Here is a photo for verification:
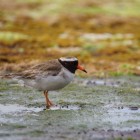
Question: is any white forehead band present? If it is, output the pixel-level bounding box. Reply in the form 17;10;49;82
60;57;78;61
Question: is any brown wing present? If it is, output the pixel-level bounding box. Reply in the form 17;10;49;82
18;59;62;79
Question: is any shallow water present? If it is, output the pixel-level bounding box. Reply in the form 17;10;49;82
103;106;140;131
0;76;140;139
0;104;80;114
0;104;42;114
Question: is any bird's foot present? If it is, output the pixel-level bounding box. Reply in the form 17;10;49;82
46;101;55;109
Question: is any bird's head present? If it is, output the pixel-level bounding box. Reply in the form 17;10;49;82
58;57;87;74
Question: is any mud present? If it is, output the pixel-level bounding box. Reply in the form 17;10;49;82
0;76;140;140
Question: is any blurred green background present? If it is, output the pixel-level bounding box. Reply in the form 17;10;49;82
0;0;140;77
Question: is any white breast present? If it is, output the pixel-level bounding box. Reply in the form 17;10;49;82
23;67;74;91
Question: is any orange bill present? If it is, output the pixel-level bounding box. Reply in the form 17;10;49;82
77;65;87;73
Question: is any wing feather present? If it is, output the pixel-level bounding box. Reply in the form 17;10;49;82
17;59;62;79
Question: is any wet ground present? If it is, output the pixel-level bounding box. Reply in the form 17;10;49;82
0;76;140;140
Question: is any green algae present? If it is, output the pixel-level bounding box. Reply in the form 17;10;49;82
0;76;140;139
0;31;28;44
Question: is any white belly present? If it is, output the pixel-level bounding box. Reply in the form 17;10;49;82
23;68;74;91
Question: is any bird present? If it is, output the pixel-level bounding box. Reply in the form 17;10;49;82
1;57;87;108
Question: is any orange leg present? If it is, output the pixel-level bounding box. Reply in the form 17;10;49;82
44;91;53;108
